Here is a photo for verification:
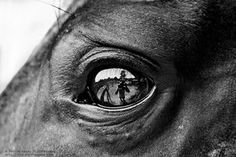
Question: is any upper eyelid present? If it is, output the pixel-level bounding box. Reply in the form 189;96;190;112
80;47;160;68
77;48;161;77
76;28;164;66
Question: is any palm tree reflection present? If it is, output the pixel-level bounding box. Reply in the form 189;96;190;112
100;84;112;104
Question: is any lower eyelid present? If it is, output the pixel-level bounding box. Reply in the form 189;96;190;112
54;86;175;125
52;88;175;153
55;85;159;123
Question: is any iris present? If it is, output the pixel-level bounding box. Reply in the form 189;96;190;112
90;68;153;108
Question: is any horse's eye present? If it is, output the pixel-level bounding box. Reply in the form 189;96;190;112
73;68;154;109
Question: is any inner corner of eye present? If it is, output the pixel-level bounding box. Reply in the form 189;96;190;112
72;67;155;109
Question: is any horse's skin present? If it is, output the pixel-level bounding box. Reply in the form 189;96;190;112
0;0;235;157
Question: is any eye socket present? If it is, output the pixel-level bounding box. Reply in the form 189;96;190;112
72;67;154;109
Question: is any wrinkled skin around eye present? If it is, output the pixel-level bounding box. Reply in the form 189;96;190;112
0;0;235;157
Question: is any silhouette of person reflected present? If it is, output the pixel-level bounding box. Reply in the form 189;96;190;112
115;70;130;105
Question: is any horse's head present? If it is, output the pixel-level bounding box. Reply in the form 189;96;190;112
0;0;235;156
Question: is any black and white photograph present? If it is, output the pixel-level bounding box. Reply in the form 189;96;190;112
0;0;235;156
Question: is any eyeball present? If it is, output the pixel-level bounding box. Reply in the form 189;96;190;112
90;68;154;108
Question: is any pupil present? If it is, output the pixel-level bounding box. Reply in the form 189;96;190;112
91;68;151;107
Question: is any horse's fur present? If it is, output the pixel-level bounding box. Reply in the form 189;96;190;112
0;0;235;156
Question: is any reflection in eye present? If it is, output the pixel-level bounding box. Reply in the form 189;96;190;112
90;68;153;108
